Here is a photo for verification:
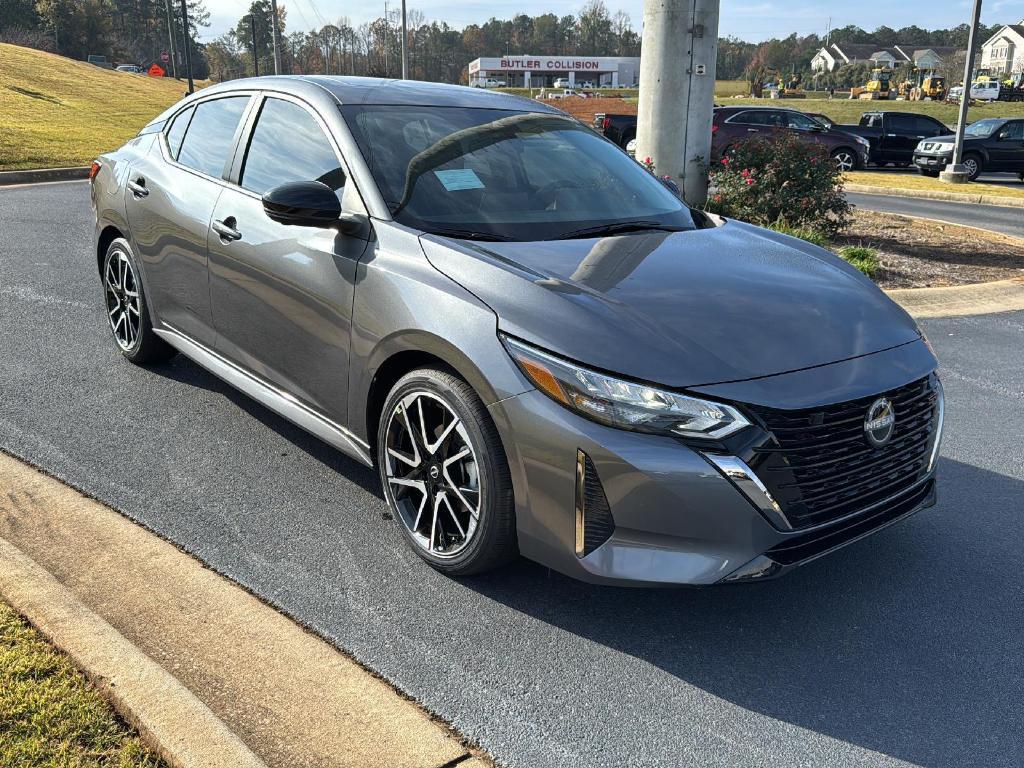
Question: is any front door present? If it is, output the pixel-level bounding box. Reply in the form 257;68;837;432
207;94;369;424
989;120;1024;171
126;94;252;346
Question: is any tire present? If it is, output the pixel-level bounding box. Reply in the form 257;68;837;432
377;367;517;576
101;238;176;365
830;147;858;172
962;152;982;181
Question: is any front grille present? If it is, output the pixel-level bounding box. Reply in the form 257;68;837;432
748;375;939;529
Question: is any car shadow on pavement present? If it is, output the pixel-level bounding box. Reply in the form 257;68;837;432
463;457;1023;768
150;354;382;497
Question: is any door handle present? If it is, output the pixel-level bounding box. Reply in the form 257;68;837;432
212;217;242;242
127;178;148;198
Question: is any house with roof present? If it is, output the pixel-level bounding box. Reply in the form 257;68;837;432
980;20;1024;75
810;41;959;72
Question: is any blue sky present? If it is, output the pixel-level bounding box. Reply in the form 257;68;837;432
201;0;1024;45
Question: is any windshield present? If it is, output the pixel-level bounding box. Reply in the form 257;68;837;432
965;118;1003;138
339;105;695;241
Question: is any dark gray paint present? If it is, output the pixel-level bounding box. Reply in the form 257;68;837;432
5;183;1021;768
91;76;937;586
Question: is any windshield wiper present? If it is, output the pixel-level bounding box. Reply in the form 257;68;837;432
556;220;691;240
428;227;514;242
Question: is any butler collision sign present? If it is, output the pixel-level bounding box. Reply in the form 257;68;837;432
467;55;640;87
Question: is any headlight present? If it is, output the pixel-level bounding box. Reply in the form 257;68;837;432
855;136;870;147
502;336;751;440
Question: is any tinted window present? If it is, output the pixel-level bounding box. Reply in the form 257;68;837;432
730;110;784;127
341;105;695;242
786;112;819;130
1002;121;1024;140
241;98;344;195
177;96;249;178
888;113;916;133
915;116;946;134
165;106;194;159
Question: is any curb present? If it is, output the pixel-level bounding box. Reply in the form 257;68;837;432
0;536;267;768
846;183;1024;209
885;277;1024;318
0;167;90;185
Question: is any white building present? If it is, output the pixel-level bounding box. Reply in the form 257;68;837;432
467;56;640;88
980;21;1024;75
810;42;958;73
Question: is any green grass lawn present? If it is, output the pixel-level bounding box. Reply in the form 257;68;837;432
844;170;1024;198
0;601;167;767
0;43;203;170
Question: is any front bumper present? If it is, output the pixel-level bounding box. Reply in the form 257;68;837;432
488;342;941;587
913;152;952;171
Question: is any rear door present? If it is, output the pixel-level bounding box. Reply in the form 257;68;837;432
125;93;253;345
207;93;369;423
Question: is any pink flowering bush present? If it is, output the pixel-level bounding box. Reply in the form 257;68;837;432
705;130;851;238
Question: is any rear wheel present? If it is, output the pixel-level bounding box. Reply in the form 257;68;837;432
377;368;517;575
102;239;175;365
831;147;858;172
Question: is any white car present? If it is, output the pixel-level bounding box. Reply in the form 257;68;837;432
116;64;143;74
553;78;571;88
579;80;596;89
473;78;506;88
970;80;1000;101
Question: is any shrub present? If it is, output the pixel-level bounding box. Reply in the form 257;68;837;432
766;221;830;248
705;130;852;238
837;245;880;278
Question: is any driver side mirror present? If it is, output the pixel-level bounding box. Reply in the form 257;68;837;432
262;181;366;235
997;130;1012;141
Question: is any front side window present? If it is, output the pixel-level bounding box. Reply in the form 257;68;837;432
340;105;696;242
1002;121;1024;140
965;118;1004;138
176;96;249;178
785;112;818;130
165;106;194;160
241;98;345;195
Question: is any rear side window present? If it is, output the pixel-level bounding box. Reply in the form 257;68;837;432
177;96;249;178
240;98;344;195
164;106;194;159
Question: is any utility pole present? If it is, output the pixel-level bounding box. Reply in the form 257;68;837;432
269;0;282;74
178;0;194;93
635;0;720;205
401;0;408;79
941;0;983;184
251;13;260;77
163;0;179;78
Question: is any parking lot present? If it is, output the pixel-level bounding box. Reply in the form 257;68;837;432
2;180;1023;767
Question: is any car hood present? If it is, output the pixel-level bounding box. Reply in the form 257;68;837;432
420;219;920;389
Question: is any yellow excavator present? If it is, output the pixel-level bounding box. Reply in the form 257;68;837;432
850;67;894;100
919;75;946;100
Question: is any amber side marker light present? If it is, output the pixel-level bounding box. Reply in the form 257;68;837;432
88;161;101;181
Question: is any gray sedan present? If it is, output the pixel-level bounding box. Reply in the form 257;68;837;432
90;76;943;585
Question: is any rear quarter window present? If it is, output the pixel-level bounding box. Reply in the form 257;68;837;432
164;106;194;160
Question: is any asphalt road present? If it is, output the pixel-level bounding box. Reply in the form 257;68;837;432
848;191;1024;239
3;181;1024;768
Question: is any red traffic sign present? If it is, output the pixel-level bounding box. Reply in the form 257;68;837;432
148;63;166;77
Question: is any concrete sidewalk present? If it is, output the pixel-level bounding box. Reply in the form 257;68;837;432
0;451;487;768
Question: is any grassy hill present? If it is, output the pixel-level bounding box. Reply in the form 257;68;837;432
0;43;201;171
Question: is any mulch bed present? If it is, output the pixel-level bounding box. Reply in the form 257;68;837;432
838;210;1024;289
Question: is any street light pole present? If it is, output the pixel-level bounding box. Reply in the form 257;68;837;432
163;0;179;78
251;13;260;77
269;0;282;74
178;0;194;94
400;0;408;79
941;0;983;184
635;0;720;205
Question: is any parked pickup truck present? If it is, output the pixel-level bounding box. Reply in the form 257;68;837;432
834;111;949;166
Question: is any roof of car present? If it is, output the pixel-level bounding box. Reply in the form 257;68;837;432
199;75;561;113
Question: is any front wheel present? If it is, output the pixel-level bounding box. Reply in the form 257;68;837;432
962;153;982;181
377;368;517;575
831;147;859;172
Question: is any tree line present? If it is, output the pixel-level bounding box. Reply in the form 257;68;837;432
0;1;996;88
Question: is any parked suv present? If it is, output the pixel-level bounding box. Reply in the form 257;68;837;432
91;77;942;585
712;107;870;170
913;117;1024;179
